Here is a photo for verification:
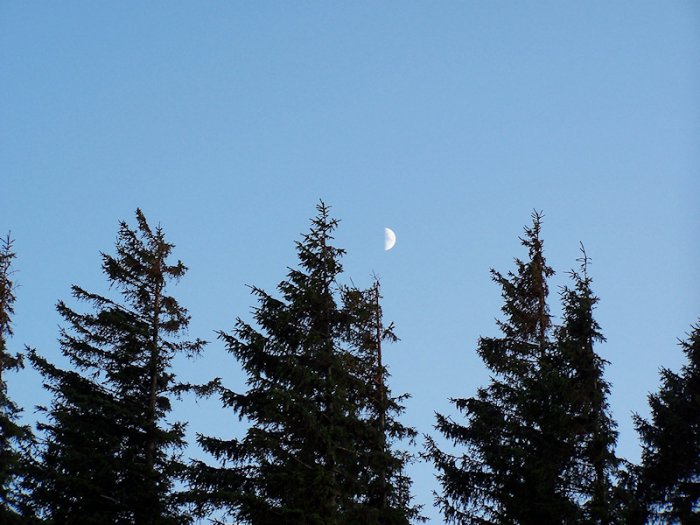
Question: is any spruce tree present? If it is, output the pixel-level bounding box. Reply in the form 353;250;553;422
634;321;700;523
0;234;33;523
340;280;422;524
28;210;204;524
426;212;618;524
187;202;419;524
556;248;620;524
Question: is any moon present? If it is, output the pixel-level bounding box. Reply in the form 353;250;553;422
384;227;396;251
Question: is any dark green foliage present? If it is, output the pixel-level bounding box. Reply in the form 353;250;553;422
426;212;565;524
556;248;621;524
426;213;620;524
340;280;423;524
635;321;700;523
0;234;33;523
28;210;205;524
610;461;648;525
187;202;420;524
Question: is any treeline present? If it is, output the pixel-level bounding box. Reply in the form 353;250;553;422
0;203;697;525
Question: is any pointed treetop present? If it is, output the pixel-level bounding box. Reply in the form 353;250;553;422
0;234;16;341
294;200;345;283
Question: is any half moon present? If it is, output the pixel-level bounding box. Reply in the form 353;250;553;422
384;228;396;251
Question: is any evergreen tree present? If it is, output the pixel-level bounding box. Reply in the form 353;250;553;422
28;210;204;524
556;247;620;524
187;202;419;524
635;321;700;523
611;461;647;525
340;280;422;524
0;234;33;523
426;212;618;524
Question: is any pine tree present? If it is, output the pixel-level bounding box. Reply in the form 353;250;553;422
634;321;700;523
187;202;419;524
28;210;204;524
0;234;33;523
426;212;611;524
556;247;620;524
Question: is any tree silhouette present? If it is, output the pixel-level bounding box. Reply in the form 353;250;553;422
188;203;420;524
0;234;33;524
427;213;621;524
635;321;700;522
29;211;204;524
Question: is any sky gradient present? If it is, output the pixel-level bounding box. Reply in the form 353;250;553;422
2;3;699;522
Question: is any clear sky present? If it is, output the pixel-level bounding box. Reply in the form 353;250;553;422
1;2;698;522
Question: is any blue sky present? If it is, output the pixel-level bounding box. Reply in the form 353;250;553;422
1;2;698;522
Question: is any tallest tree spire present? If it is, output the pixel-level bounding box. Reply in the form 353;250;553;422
188;201;420;524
